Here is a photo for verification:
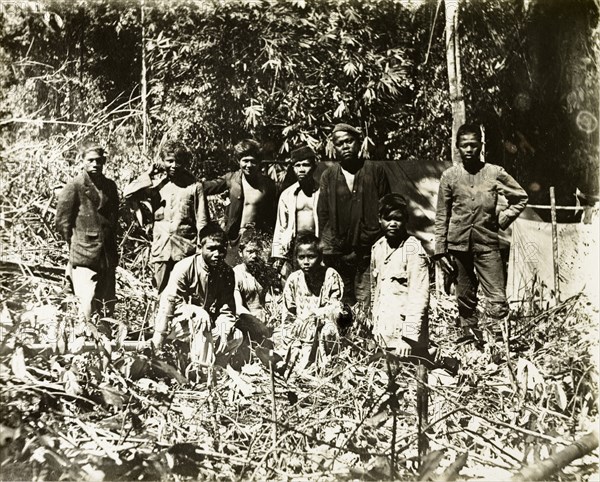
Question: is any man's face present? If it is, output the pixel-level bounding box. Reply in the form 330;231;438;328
163;153;183;178
457;133;482;164
380;209;407;240
84;151;106;176
241;241;261;266
332;132;360;163
293;158;316;182
201;238;227;268
239;156;260;178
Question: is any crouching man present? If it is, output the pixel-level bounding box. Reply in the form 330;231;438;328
151;223;242;368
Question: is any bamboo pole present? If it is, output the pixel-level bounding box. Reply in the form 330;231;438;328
549;186;561;302
444;0;466;165
512;430;598;481
140;0;148;156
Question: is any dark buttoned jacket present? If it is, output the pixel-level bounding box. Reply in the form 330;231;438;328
203;170;276;240
317;161;391;256
55;170;119;269
434;162;528;254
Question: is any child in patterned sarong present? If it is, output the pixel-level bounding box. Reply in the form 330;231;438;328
280;233;346;365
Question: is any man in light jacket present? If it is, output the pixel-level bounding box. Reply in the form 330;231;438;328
124;142;209;293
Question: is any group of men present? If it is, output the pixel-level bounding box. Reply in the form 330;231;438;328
55;122;528;364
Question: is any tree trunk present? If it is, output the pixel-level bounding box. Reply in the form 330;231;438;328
445;0;466;165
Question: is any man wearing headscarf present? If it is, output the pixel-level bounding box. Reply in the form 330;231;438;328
317;124;391;305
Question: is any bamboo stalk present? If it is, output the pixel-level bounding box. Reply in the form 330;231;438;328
549;186;561;302
512;430;598;481
140;0;148;156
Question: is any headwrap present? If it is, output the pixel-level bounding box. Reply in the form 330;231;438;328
290;146;316;162
332;123;361;137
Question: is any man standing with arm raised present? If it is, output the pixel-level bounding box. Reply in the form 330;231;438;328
204;139;276;264
124;142;209;293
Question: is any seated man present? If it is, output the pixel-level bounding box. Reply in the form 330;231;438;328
233;231;271;321
151;223;242;368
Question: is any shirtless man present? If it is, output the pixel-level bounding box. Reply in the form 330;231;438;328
204;139;276;264
272;146;319;278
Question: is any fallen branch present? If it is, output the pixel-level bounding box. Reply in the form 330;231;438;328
512;430;598;481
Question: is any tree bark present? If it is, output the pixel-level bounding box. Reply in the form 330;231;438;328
445;0;466;165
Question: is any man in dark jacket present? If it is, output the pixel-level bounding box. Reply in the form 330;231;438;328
124;142;209;293
55;143;119;322
434;123;528;342
317;123;391;305
204;139;276;264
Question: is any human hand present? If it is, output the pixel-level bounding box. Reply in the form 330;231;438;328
148;161;165;176
395;340;412;358
174;304;211;333
341;251;357;264
434;254;455;276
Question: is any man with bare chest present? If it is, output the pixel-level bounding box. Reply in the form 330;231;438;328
204;139;277;263
272;146;319;278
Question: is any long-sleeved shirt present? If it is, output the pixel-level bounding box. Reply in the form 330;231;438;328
271;182;319;260
124;171;209;264
317;161;390;256
434;163;528;255
371;235;429;347
154;255;236;335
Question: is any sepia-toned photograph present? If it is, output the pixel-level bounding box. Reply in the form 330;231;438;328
0;0;598;479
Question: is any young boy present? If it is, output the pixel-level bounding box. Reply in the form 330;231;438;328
434;123;528;342
371;194;429;356
272;146;319;279
280;233;345;357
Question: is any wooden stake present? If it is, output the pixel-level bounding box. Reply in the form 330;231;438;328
269;357;277;450
416;363;429;465
549;186;561;302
